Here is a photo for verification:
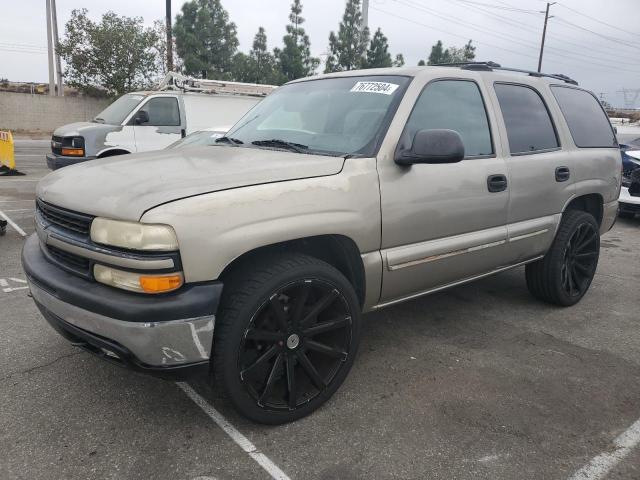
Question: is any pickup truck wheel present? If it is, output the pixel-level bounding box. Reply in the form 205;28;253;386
525;210;599;306
213;253;361;424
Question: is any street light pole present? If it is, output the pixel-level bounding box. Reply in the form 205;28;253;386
166;0;173;72
362;0;369;31
45;0;55;96
51;0;63;96
537;2;555;73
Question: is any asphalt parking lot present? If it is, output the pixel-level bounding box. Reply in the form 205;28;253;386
1;140;639;480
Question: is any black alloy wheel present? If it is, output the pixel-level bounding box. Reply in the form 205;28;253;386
238;279;353;411
560;222;599;298
525;210;600;306
213;253;361;424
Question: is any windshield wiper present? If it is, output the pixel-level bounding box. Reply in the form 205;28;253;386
251;139;308;153
215;136;244;145
93;117;105;124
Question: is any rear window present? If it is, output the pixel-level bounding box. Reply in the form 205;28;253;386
494;83;559;154
551;86;617;148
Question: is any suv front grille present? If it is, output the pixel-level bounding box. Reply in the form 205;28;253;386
36;199;94;236
46;244;91;276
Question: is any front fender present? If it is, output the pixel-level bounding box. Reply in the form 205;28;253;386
140;157;381;283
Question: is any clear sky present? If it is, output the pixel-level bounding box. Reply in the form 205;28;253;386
1;0;639;107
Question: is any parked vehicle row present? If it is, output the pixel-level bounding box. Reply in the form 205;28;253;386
25;64;621;424
46;74;275;170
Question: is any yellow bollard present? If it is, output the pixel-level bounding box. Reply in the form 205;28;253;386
0;130;23;176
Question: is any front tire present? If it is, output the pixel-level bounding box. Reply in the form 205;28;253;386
525;210;600;306
213;253;361;424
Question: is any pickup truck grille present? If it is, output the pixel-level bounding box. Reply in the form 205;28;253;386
36;199;94;236
46;244;91;277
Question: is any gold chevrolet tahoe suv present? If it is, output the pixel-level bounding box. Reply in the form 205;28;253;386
23;63;621;424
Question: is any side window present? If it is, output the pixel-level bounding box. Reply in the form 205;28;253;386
403;80;493;157
139;97;180;126
494;83;559;154
551;86;617;148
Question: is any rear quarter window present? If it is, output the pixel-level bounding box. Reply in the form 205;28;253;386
551;86;617;148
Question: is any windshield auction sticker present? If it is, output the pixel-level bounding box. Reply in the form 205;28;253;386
350;81;399;95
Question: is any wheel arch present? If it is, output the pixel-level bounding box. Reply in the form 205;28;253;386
97;148;131;158
563;193;604;227
219;234;367;308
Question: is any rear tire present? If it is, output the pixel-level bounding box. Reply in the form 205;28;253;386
525;210;600;306
212;253;361;424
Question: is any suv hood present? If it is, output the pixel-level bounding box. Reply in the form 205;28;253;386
37;146;345;220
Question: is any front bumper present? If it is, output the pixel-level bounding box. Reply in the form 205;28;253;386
46;153;95;170
619;186;640;212
22;234;223;377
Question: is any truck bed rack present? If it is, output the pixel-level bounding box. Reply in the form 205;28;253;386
156;72;277;97
431;61;578;86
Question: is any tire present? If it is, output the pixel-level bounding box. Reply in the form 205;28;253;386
212;252;362;424
525;210;600;306
618;210;635;219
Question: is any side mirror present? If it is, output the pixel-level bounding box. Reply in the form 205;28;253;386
133;110;149;125
395;129;465;166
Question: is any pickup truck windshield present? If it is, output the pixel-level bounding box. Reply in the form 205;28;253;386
93;94;145;125
224;75;410;156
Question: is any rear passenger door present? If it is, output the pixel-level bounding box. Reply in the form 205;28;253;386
378;78;509;304
492;82;575;264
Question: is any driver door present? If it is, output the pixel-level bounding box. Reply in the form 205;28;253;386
377;78;510;304
132;96;183;152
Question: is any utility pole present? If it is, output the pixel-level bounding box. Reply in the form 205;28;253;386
166;0;173;72
45;0;55;96
537;2;555;73
51;0;63;96
362;0;369;31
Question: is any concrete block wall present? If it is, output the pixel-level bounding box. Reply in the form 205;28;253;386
0;92;111;134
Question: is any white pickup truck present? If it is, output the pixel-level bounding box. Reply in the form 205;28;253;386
46;74;275;170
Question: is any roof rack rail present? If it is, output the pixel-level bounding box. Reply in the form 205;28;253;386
430;61;578;86
155;72;277;97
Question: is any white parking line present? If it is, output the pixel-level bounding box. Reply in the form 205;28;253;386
0;209;27;237
568;418;640;480
176;382;291;480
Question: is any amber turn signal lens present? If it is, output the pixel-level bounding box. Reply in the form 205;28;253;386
61;147;85;156
139;274;184;293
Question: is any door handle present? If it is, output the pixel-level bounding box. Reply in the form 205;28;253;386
555;166;570;182
487;174;508;193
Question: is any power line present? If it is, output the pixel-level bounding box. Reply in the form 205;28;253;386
372;4;640;74
371;5;541;59
447;0;632;58
555;2;640;40
393;0;640;72
554;16;640;51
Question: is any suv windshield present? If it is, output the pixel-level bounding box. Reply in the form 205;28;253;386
93;94;145;125
224;75;410;156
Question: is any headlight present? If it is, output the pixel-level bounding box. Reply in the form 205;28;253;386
94;265;184;294
90;218;179;251
61;136;85;156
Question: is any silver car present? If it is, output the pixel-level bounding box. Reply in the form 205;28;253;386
24;64;620;424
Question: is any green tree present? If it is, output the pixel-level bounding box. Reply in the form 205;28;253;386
174;0;239;79
324;0;369;73
364;28;392;68
393;53;405;67
422;39;476;65
276;0;319;81
250;27;280;84
57;9;159;96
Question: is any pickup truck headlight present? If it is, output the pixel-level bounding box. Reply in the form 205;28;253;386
90;218;179;251
94;265;183;293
